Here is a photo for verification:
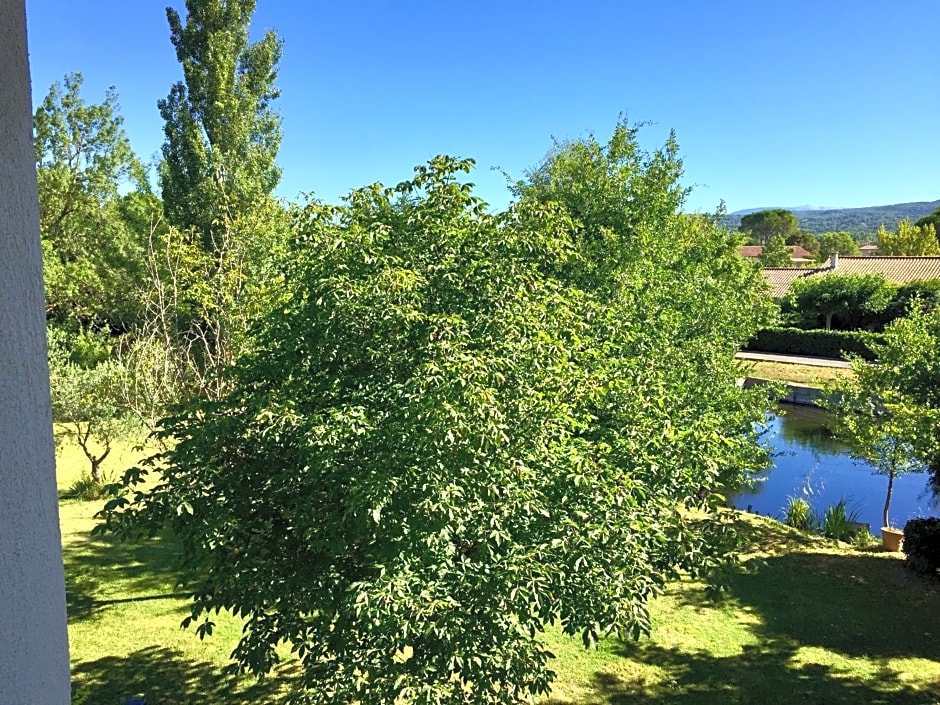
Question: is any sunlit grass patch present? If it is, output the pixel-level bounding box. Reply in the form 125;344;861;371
544;515;940;704
741;360;853;387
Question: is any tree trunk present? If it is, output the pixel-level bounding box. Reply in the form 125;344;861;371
0;3;71;700
825;312;833;331
883;469;895;529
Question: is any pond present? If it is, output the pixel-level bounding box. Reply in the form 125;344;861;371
733;403;939;530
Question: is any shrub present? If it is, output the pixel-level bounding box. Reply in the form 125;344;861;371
744;327;882;360
852;527;875;550
783;496;815;531
822;500;860;542
61;473;118;501
903;517;940;576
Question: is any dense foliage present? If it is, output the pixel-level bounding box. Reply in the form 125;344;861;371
743;327;882;360
787;273;893;331
759;235;793;266
876;218;940;256
158;0;282;239
827;309;937;528
34;73;153;332
915;204;940;234
103;124;774;703
817;231;860;259
150;0;289;399
903;518;940;576
738;209;799;245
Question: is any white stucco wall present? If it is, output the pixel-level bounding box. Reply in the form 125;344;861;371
0;1;72;702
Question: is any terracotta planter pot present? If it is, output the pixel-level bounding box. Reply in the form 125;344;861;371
881;526;904;552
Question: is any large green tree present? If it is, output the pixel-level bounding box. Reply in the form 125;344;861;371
817;231;861;260
876;218;940;256
104;126;773;702
788;273;894;330
159;0;282;238
914;204;940;234
155;0;287;396
738;208;799;245
34;73;153;331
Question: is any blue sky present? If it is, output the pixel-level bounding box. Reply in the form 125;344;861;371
24;0;940;213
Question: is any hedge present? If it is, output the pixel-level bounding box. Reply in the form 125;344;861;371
743;327;883;360
903;518;940;577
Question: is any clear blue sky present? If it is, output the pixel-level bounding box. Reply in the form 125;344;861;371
24;0;940;213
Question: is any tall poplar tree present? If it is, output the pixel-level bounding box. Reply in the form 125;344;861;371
158;0;282;239
153;0;286;396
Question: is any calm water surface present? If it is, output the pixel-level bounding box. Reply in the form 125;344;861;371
733;403;939;530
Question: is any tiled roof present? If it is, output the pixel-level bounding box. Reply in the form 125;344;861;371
739;245;813;260
825;256;940;282
762;267;821;298
762;256;940;298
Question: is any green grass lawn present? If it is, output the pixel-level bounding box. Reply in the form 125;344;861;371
60;442;940;704
739;360;853;387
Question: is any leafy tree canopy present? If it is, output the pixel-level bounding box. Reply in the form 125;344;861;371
914;204;940;234
759;235;794;267
817;231;861;260
788;273;894;331
786;230;820;259
155;0;288;395
827;307;938;526
877;218;940;256
159;0;283;240
34;73;154;331
738;209;799;245
104;125;774;703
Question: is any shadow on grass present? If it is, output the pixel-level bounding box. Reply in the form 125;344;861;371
71;646;298;705
63;519;185;620
724;550;940;661
548;548;940;704
567;643;940;705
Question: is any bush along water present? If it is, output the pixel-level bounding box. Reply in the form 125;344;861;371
784;496;816;531
822;499;862;542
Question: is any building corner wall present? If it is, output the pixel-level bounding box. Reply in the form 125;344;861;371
0;2;72;702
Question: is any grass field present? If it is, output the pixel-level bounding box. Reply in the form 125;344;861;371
60;441;940;704
739;359;853;387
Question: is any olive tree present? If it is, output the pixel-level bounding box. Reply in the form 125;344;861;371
103;132;772;703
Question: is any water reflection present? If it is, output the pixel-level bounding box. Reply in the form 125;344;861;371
733;404;939;529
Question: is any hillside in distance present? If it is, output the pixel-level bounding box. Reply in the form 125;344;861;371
722;199;940;237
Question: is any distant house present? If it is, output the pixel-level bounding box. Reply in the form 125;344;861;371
738;244;814;265
860;243;879;256
762;254;940;298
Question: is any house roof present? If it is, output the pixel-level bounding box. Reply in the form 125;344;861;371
763;256;940;298
739;244;813;260
824;256;940;282
762;267;820;298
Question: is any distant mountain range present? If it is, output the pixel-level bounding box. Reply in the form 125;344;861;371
722;200;940;237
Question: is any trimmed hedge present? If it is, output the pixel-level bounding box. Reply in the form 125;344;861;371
903;517;940;577
743;327;882;361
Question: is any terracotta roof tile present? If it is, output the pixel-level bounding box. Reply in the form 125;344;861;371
762;256;940;297
762;268;821;298
739;245;813;260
